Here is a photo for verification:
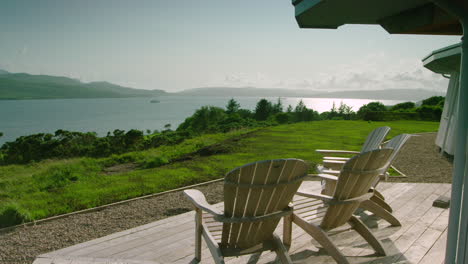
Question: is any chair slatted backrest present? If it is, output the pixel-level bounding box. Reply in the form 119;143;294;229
382;134;411;168
370;134;411;187
221;159;308;249
320;148;394;230
360;126;391;153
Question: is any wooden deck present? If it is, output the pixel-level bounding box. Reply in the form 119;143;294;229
33;182;451;264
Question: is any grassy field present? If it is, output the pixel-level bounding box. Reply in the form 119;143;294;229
0;120;439;227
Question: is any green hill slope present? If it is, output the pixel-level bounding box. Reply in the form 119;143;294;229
0;71;167;100
0;120;439;227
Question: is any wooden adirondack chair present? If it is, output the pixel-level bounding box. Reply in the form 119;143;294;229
317;126;391;171
284;148;394;264
184;159;308;264
319;134;411;226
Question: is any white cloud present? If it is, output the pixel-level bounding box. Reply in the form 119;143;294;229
207;52;449;92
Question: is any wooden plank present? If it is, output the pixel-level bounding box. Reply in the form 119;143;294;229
68;216;194;257
397;197;450;263
337;183;440;259
44;209;195;257
110;223;194;259
367;185;451;264
35;183;451;264
418;229;448;264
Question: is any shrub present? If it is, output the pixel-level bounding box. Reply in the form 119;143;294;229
177;106;227;133
416;105;442;121
390;102;416;111
143;156;169;168
0;203;32;228
358;102;386;119
363;111;420;121
274;112;291;124
422;96;444;106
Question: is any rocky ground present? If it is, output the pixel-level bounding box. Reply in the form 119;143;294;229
0;132;453;264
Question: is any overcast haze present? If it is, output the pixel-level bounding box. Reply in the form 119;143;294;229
0;0;461;92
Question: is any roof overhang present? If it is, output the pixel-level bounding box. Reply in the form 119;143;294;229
292;0;464;35
423;43;461;74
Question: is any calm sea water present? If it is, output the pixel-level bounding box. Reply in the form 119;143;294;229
0;96;404;145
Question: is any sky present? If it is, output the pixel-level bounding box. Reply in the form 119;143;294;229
0;0;461;92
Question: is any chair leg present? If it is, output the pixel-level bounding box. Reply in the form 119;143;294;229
293;213;350;264
283;214;293;249
272;234;293;264
348;215;386;256
372;189;385;200
195;208;202;261
370;194;393;213
360;200;401;226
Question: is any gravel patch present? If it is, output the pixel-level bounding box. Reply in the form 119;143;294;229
390;133;453;183
0;183;224;264
0;132;453;264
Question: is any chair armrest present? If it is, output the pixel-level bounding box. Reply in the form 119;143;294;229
296;190;334;202
183;189;223;218
316;149;360;155
323;156;350;161
296;190;373;205
308;173;339;181
321;169;340;175
323;160;346;170
323;160;346;165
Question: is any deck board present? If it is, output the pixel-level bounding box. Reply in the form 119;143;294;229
34;182;451;264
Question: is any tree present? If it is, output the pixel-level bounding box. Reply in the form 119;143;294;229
294;100;318;122
357;101;386;118
422;96;444;106
226;98;240;114
286;105;293;113
338;102;355;120
177;106;227;133
254;99;273;121
272;98;283;114
390;101;416;111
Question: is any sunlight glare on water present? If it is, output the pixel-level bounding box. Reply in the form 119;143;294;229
0;96;405;145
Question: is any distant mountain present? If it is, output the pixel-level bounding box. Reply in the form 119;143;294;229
177;87;444;101
177;87;321;97
0;70;167;100
312;89;445;101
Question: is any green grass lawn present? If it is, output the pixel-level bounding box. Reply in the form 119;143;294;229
0;120;439;227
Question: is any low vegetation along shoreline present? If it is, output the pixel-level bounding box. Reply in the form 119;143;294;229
0;97;443;229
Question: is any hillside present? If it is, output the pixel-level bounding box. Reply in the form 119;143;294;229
0;120;439;228
178;87;444;101
0;71;167;100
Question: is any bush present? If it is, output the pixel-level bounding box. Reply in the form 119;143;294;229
177;106;227;133
142;156;169;168
274;112;291;124
416;105;442;121
0;203;32;228
358;102;386;118
363;111;420;121
422;96;444;106
363;109;441;121
390;102;416;111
